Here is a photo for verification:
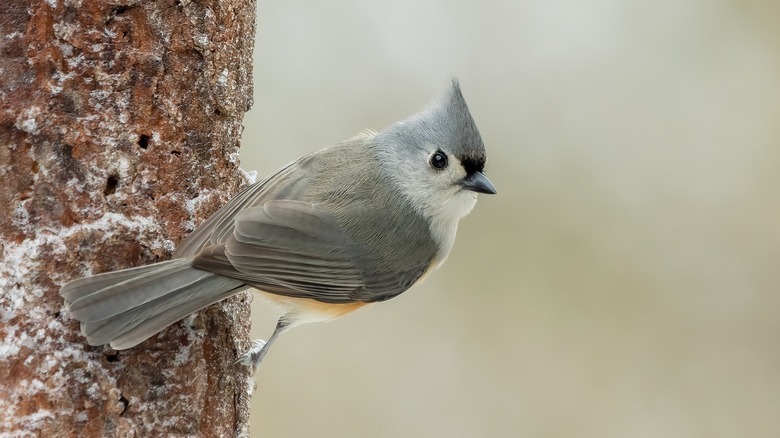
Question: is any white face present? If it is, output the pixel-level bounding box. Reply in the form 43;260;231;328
408;147;479;261
395;146;479;224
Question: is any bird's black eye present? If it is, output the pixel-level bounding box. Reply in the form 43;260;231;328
429;151;448;170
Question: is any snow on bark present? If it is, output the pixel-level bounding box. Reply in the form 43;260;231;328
0;1;257;435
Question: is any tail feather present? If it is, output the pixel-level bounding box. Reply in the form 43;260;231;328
105;279;247;349
64;259;205;321
61;262;178;302
60;259;246;349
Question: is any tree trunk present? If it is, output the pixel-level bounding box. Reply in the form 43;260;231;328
0;1;256;436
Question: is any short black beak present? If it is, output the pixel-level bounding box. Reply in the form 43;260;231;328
461;172;497;194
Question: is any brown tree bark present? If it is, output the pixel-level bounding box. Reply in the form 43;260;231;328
0;1;256;436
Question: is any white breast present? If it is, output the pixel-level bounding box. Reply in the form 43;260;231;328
428;190;478;265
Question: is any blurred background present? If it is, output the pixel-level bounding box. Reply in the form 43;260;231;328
240;1;780;436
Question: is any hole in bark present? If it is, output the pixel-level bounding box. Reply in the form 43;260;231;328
170;150;181;156
118;395;129;415
138;134;150;149
213;108;222;116
104;175;119;196
113;5;130;15
104;351;120;362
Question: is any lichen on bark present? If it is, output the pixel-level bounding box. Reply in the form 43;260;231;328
0;1;257;435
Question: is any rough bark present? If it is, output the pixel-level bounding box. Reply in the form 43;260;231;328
0;1;256;436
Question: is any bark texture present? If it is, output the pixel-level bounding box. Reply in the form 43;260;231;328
0;1;256;436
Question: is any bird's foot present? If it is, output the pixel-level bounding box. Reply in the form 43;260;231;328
235;339;267;374
238;168;258;185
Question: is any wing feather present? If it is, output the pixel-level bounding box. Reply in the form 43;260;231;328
182;145;434;304
174;155;313;258
192;200;369;303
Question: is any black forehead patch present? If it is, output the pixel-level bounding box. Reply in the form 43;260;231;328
459;155;485;175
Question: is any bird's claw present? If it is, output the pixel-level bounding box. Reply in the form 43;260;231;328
235;339;267;374
238;168;258;185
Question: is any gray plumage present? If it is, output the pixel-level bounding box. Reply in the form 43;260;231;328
60;80;495;362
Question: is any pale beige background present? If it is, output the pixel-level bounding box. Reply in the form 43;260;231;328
240;1;780;437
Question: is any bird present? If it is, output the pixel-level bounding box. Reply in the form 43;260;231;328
60;80;496;370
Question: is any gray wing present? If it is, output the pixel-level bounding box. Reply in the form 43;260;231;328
174;154;313;258
192;200;426;303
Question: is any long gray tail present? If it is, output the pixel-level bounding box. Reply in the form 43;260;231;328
60;259;247;350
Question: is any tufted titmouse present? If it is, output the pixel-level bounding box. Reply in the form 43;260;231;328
60;80;496;369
